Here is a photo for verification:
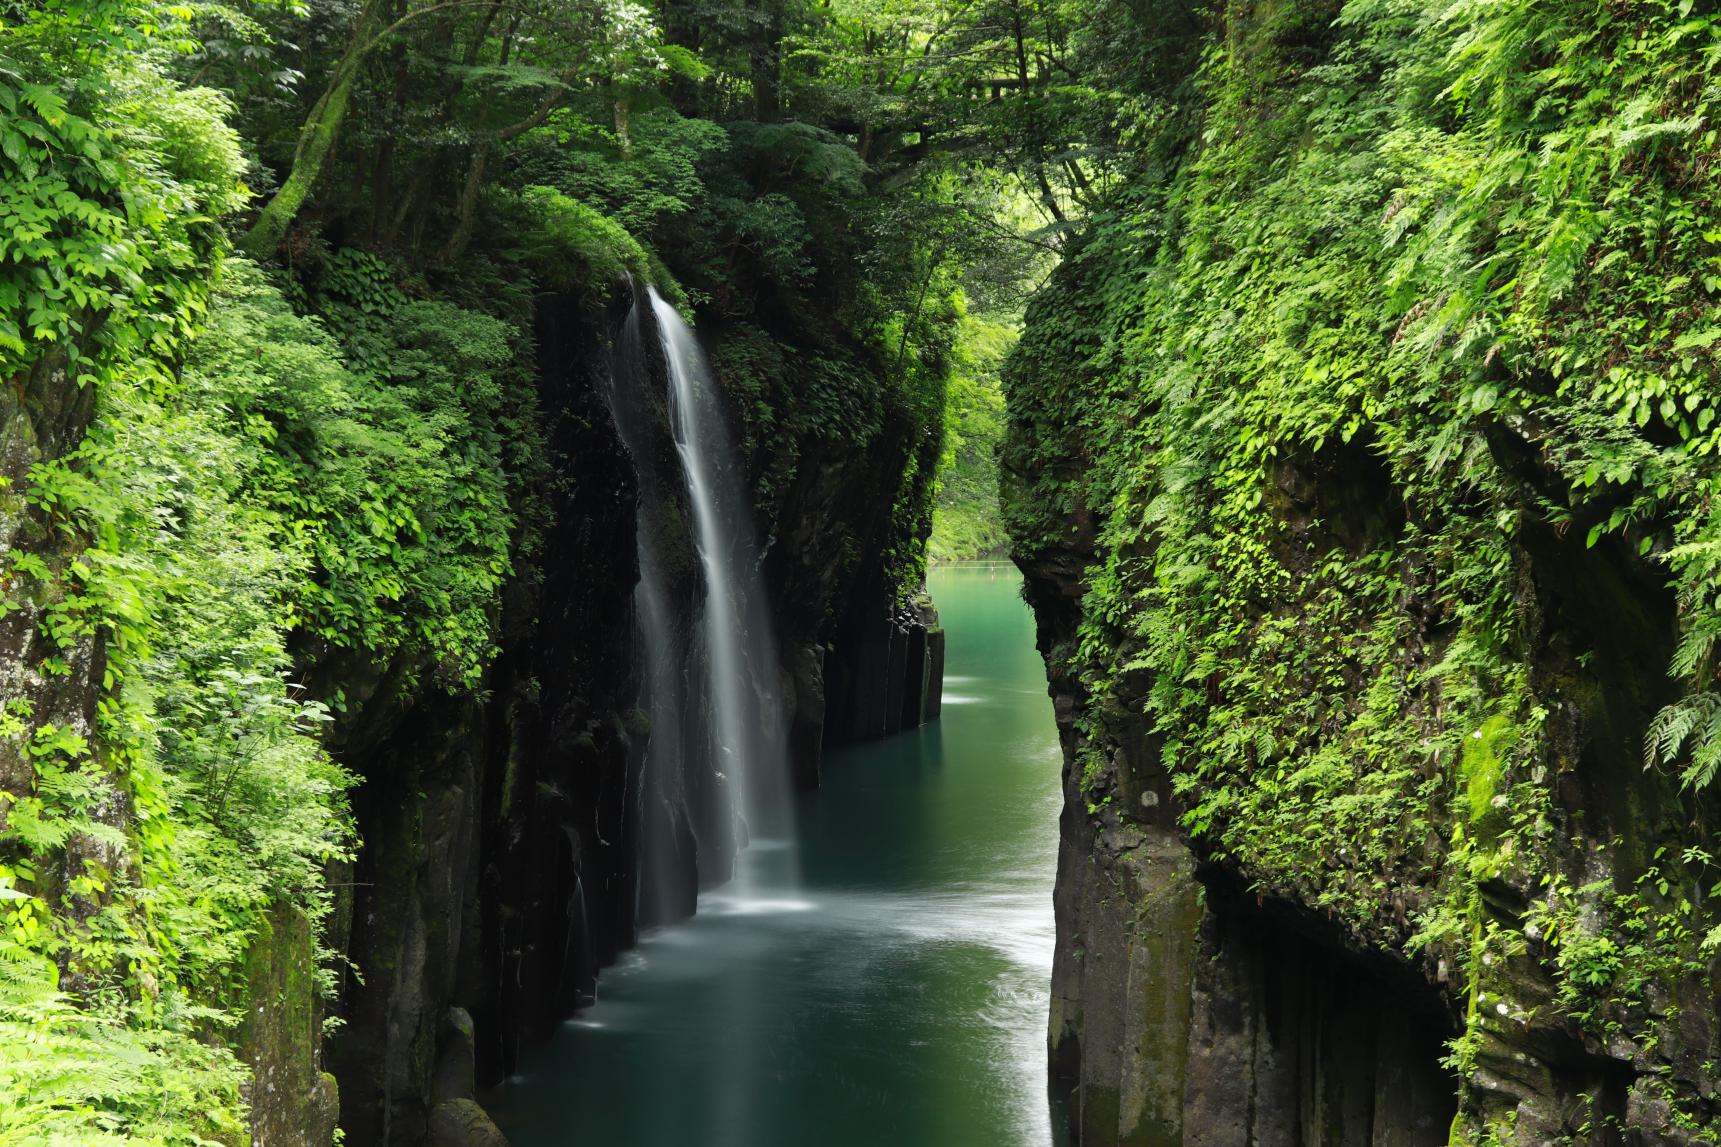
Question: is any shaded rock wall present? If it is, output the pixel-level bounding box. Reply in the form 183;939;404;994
319;293;644;1144
321;284;945;1143
1005;233;1721;1142
701;309;948;787
242;906;341;1145
1022;524;1456;1147
823;593;944;748
3;271;944;1146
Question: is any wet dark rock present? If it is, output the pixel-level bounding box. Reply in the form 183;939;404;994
429;1099;509;1147
318;294;645;1144
314;285;947;1143
786;641;828;790
433;1008;478;1104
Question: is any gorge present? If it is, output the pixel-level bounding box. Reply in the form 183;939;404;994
487;561;1059;1146
11;0;1721;1143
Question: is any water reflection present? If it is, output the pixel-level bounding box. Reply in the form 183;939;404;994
486;565;1064;1146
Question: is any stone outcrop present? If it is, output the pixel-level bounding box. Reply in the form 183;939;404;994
429;1099;509;1147
241;906;341;1146
1019;505;1458;1147
1007;263;1721;1143
823;593;944;746
0;351;116;970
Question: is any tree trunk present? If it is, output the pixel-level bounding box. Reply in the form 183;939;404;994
1010;0;1064;223
240;62;363;259
614;95;632;159
437;60;581;265
750;0;782;122
365;0;415;243
439;142;489;266
241;0;484;259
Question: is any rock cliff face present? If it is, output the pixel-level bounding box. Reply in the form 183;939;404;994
1014;470;1718;1143
1021;514;1457;1146
2;272;941;1146
317;282;943;1143
315;293;645;1143
706;305;948;788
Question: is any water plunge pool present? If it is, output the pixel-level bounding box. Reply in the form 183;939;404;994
485;563;1065;1146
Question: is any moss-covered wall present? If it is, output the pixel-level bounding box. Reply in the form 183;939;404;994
1005;0;1721;1139
241;905;340;1145
311;280;948;1143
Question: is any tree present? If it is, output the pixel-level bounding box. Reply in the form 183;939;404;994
239;0;667;259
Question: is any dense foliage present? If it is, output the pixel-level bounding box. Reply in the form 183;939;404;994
1004;0;1721;1134
20;0;1721;1134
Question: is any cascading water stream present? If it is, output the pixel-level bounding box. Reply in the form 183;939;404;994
649;287;782;873
607;295;699;921
492;289;1048;1147
484;564;1059;1147
610;281;795;917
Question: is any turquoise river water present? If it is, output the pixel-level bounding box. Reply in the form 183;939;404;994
486;562;1065;1145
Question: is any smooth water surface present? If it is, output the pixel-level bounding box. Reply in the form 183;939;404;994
486;563;1064;1146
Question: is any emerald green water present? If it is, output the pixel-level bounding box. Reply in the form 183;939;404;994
485;563;1066;1145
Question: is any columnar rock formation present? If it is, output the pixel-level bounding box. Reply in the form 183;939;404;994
314;284;943;1141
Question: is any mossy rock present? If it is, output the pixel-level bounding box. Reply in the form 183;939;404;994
240;903;339;1146
429;1098;509;1147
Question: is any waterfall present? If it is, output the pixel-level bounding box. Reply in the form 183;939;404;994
653;290;753;812
648;288;794;879
608;296;699;922
608;281;794;919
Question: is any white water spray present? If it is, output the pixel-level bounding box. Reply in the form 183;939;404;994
647;289;793;884
653;291;751;806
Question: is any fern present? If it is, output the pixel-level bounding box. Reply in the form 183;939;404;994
1644;692;1721;773
0;941;247;1144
